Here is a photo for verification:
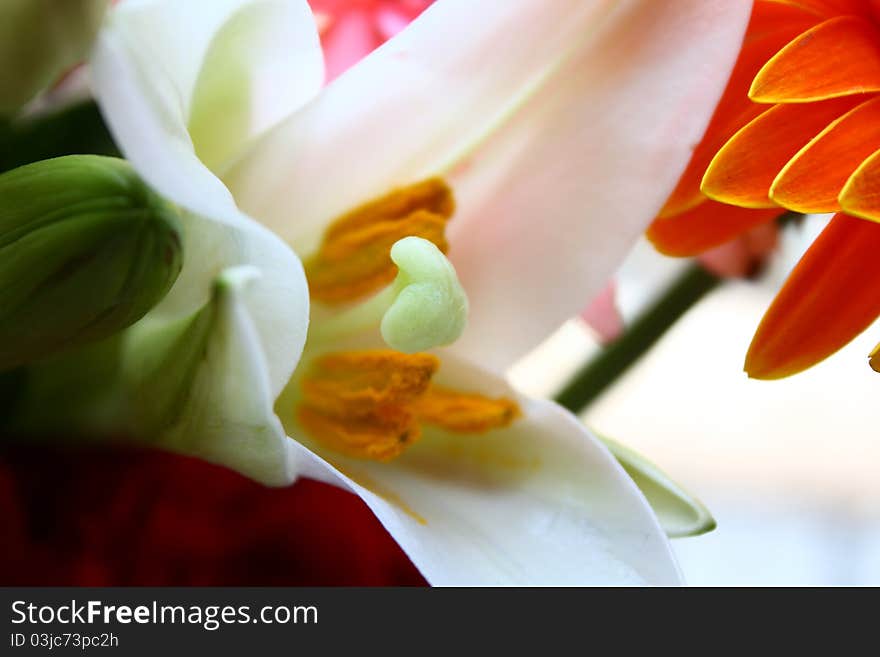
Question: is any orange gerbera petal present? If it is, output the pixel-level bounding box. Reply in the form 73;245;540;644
746;213;880;379
647;200;781;257
702;97;862;207
839;146;880;220
750;16;880;103
768;0;874;19
770;96;880;213
659;1;820;217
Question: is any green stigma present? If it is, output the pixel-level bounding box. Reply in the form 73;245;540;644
380;236;468;353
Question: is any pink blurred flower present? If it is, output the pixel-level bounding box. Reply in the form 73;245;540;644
697;222;779;279
310;0;434;80
581;282;623;344
582;224;779;344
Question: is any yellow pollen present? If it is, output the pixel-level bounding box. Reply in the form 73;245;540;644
304;179;455;305
415;385;521;434
298;351;438;462
297;350;521;462
870;342;880;373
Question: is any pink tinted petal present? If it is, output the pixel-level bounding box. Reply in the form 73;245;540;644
747;220;780;252
228;0;750;372
581;282;624;343
698;241;752;278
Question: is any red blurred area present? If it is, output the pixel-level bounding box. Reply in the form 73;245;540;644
0;445;425;586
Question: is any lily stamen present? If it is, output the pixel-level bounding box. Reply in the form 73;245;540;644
297;350;520;462
305;178;455;304
414;386;520;434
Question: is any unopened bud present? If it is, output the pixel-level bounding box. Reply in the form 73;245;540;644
0;0;109;115
0;155;183;370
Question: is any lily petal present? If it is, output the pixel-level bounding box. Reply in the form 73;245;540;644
226;0;619;249
90;0;323;222
147;210;310;416
277;354;682;585
187;0;325;172
227;0;751;371
136;266;302;485
746;213;880;379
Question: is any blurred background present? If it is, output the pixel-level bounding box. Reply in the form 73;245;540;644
509;216;880;585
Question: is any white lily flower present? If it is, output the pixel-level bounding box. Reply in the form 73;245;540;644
85;0;749;584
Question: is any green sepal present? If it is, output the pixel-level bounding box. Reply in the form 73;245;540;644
601;435;716;538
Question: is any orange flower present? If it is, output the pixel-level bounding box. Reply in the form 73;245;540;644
648;0;880;379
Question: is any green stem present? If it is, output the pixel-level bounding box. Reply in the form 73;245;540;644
554;263;720;413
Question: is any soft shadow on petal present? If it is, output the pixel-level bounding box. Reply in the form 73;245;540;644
188;0;324;172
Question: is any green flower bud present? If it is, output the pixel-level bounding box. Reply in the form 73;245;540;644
0;0;109;116
0;155;183;371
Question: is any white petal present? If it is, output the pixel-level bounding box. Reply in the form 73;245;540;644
148;266;304;486
279;353;681;586
226;0;612;252
90;0;322;221
151;210;309;401
226;0;749;370
187;0;325;172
